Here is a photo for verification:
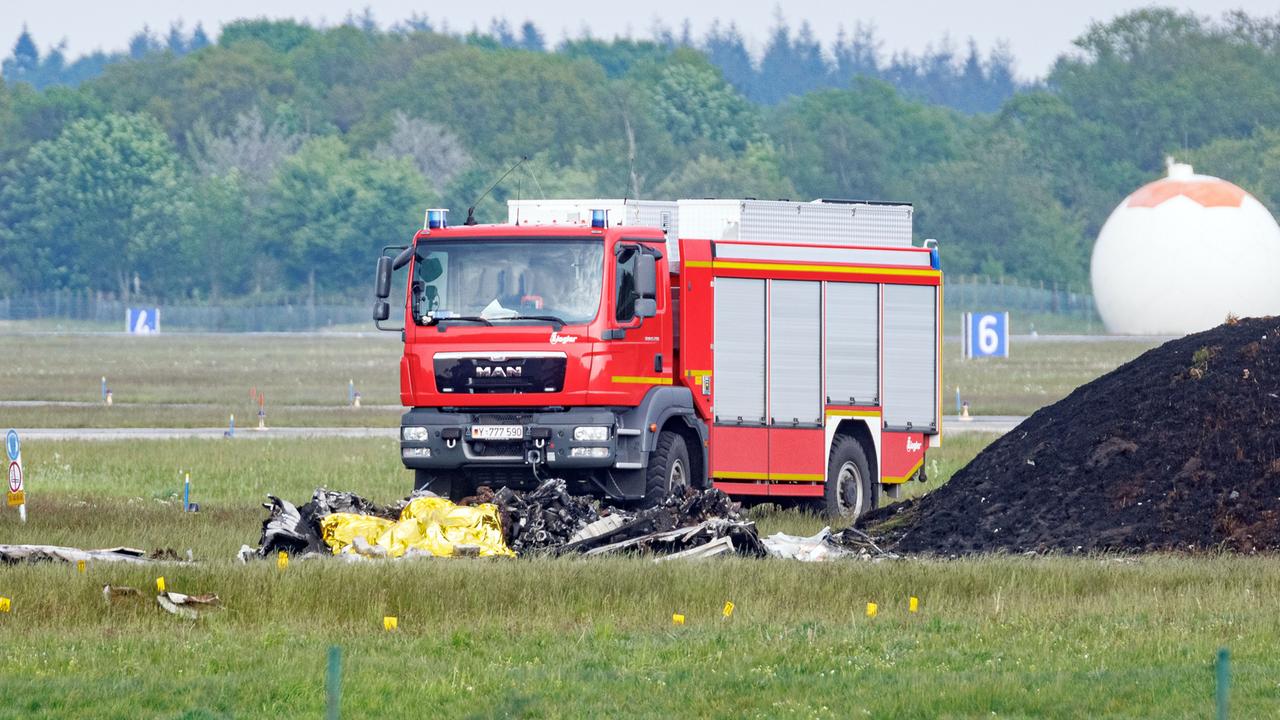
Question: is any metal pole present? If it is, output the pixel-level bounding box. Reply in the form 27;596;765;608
1216;648;1229;720
326;645;342;720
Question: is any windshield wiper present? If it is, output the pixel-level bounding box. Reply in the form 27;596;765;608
495;314;565;328
427;315;493;326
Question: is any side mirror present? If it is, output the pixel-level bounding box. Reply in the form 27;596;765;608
636;253;657;299
374;256;393;299
373;300;390;322
634;298;657;319
392;245;417;271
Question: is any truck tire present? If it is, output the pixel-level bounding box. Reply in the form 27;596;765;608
824;436;877;518
643;431;690;507
414;470;465;502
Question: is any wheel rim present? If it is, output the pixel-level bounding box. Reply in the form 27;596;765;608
669;458;686;490
837;461;864;516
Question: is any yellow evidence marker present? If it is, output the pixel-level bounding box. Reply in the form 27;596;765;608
383;616;398;631
866;602;878;618
672;613;685;626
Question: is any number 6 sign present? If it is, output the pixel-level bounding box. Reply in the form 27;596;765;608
963;312;1010;359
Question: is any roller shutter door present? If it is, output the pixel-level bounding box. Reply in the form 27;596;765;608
882;284;937;429
769;281;821;425
714;278;766;424
825;282;879;406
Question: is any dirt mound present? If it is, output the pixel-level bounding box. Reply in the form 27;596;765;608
865;316;1280;554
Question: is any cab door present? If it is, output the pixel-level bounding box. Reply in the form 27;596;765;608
597;241;671;404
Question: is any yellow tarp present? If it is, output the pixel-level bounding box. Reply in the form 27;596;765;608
319;497;515;558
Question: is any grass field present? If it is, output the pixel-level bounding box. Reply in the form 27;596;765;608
1;438;1276;718
7;330;1263;718
1;333;1158;427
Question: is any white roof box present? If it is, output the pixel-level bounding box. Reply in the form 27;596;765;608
676;198;913;247
508;199;680;260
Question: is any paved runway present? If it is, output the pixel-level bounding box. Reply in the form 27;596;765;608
940;415;1026;435
15;427;398;441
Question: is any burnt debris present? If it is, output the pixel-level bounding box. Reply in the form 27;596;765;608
249;480;765;560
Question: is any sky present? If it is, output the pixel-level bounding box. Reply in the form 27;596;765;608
3;0;1277;79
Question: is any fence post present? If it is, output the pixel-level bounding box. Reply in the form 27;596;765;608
326;645;342;720
1216;648;1229;720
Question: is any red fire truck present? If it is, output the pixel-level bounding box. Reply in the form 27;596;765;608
373;199;941;517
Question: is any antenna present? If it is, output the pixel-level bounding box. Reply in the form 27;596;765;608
623;150;636;204
464;155;528;226
521;162;546;200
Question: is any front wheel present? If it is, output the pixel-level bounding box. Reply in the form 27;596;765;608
823;436;877;518
644;431;690;507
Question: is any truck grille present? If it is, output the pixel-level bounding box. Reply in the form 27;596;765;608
434;355;566;394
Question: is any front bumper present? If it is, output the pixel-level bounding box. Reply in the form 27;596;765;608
399;407;624;472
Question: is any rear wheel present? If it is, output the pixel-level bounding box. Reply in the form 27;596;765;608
823;436;877;518
414;470;466;502
644;431;690;507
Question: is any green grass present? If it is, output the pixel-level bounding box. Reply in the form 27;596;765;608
3;334;1249;718
1;435;1274;717
0;332;401;402
943;339;1158;416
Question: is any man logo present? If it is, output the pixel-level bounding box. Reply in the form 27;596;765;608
475;365;522;378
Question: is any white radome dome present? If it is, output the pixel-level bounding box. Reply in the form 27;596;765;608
1091;161;1280;335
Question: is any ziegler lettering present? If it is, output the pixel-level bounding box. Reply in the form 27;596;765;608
550;331;578;344
475;365;522;378
906;437;923;453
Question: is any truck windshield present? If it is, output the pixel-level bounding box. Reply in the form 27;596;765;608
412;239;604;326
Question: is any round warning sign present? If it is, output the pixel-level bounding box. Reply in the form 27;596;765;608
8;461;22;493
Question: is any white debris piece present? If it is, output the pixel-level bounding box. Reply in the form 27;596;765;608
762;528;856;562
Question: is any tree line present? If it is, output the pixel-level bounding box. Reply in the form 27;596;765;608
1;8;1279;302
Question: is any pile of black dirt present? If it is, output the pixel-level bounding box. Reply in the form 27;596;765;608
864;317;1280;554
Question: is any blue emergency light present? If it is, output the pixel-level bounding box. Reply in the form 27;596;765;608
591;209;607;228
427;209;448;229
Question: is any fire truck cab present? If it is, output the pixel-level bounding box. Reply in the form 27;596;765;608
373;199;941;517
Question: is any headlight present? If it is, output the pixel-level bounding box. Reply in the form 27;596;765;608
402;447;431;459
573;426;609;442
402;426;430;442
570;447;610;458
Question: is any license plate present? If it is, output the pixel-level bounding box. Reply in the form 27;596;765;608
470;425;524;440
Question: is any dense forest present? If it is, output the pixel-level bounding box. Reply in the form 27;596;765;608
1;8;1279;302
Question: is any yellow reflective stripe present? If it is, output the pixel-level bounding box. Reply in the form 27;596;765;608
882;458;925;484
714;471;823;482
686;259;939;278
767;472;824;482
683;369;712;377
824;409;881;418
611;376;673;385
